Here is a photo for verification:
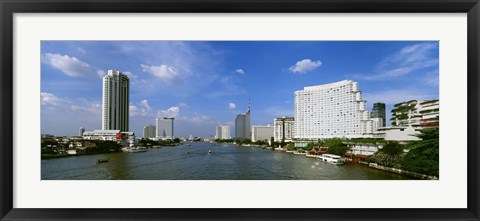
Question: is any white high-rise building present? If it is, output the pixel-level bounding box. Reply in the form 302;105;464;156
274;117;295;142
143;125;156;138
156;117;174;139
294;80;373;139
251;125;274;142
215;125;231;140
102;70;129;132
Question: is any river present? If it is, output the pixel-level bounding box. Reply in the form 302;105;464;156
41;142;412;180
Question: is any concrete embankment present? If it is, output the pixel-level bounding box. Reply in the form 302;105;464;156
369;163;438;180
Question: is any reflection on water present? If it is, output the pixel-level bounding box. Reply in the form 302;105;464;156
41;142;412;180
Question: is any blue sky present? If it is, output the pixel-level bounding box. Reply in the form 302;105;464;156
41;41;439;137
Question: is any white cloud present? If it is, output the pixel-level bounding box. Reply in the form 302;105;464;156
140;100;152;112
363;89;437;105
130;99;154;117
141;64;182;84
179;114;211;124
289;59;322;74
129;105;143;117
114;42;222;97
77;47;86;54
207;76;246;98
262;106;293;118
154;104;211;124
41;92;101;124
42;53;94;77
41;92;101;113
228;103;236;110
123;71;147;85
70;99;101;115
97;70;106;78
157;106;180;118
179;103;189;108
424;70;439;87
41;94;102;136
359;43;438;80
41;92;62;106
235;69;245;75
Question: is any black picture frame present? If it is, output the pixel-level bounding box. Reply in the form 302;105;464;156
1;0;479;220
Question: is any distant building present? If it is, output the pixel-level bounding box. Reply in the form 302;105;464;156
391;99;439;128
143;125;156;138
370;118;383;132
41;134;54;139
345;142;383;156
251;125;274;142
102;70;129;132
82;129;135;146
373;126;421;141
294;80;373;139
215;125;231;140
156;117;174;139
274;117;295;142
370;102;386;127
79;127;85;136
235;99;251;140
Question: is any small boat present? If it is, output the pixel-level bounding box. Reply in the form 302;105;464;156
187;144;191;146
122;147;147;153
317;154;345;165
135;146;148;152
208;150;212;155
96;159;109;164
293;151;307;155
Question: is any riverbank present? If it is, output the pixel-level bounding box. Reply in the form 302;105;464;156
41;151;122;160
369;163;438;180
277;148;430;180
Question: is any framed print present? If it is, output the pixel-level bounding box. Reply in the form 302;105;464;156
1;0;479;220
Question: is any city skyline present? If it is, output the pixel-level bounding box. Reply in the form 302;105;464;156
41;41;439;137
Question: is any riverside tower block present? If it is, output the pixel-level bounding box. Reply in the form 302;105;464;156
294;80;373;139
102;70;130;132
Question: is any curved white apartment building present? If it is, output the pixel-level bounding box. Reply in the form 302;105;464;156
294;80;373;139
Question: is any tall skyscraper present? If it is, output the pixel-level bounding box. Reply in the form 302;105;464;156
235;99;251;139
79;126;85;136
215;125;231;140
143;124;156;138
370;102;386;127
102;70;130;132
294;80;373;139
156;117;174;139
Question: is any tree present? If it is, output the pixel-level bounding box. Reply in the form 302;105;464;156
401;127;439;177
324;138;349;156
323;138;344;148
366;141;404;168
325;146;350;156
414;127;439;140
381;141;404;155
